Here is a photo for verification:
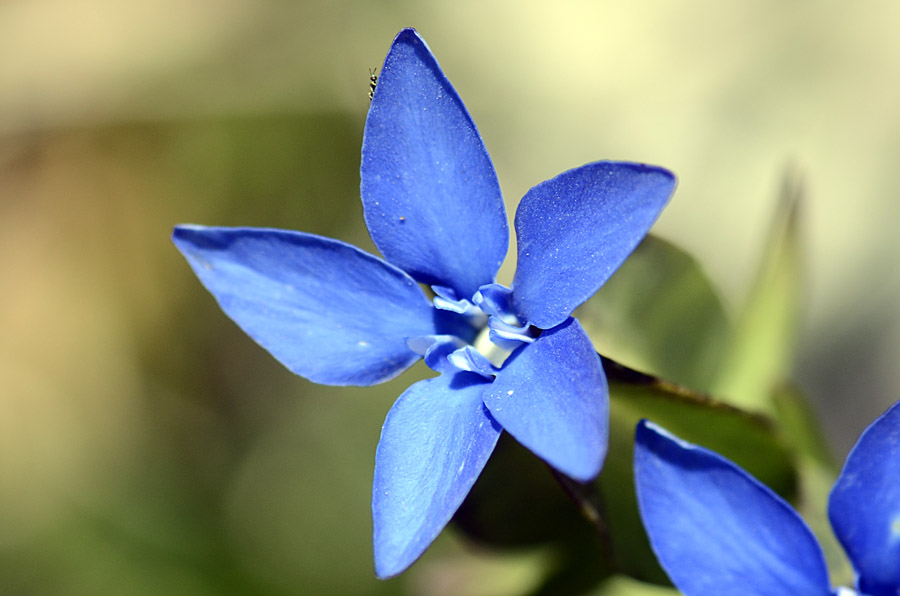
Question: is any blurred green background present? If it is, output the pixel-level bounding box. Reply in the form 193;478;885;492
2;1;899;594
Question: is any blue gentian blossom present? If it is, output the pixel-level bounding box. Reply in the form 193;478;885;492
173;27;676;578
634;400;900;596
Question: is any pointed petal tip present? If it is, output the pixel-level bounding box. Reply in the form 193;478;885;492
560;454;605;483
635;418;655;444
171;224;225;261
172;224;233;254
621;160;677;182
171;223;204;244
373;556;404;581
636;418;690;450
393;27;421;41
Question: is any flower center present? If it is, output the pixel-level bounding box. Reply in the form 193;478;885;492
833;588;866;596
407;283;536;379
472;323;509;366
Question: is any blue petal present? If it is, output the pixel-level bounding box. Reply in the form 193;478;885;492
487;316;535;351
828;400;900;596
360;28;508;301
447;345;498;379
372;372;502;578
634;421;831;596
406;334;463;376
511;161;676;329
172;225;437;386
473;283;515;320
482;318;608;481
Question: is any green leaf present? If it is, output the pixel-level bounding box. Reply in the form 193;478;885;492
771;382;834;469
575;234;730;393
591;575;679;596
710;171;804;410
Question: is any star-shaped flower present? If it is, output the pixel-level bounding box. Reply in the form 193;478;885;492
634;400;900;596
173;28;676;577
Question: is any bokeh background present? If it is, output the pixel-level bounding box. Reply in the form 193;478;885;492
2;1;899;594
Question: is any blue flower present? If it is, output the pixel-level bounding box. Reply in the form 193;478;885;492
634;400;900;596
173;27;676;578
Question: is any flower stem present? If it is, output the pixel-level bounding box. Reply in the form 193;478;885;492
547;466;618;574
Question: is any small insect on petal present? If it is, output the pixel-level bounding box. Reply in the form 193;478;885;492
368;68;379;100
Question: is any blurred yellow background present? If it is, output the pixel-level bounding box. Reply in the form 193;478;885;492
1;1;898;594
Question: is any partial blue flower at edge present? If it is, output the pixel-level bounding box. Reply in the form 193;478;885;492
173;27;676;579
634;399;900;596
